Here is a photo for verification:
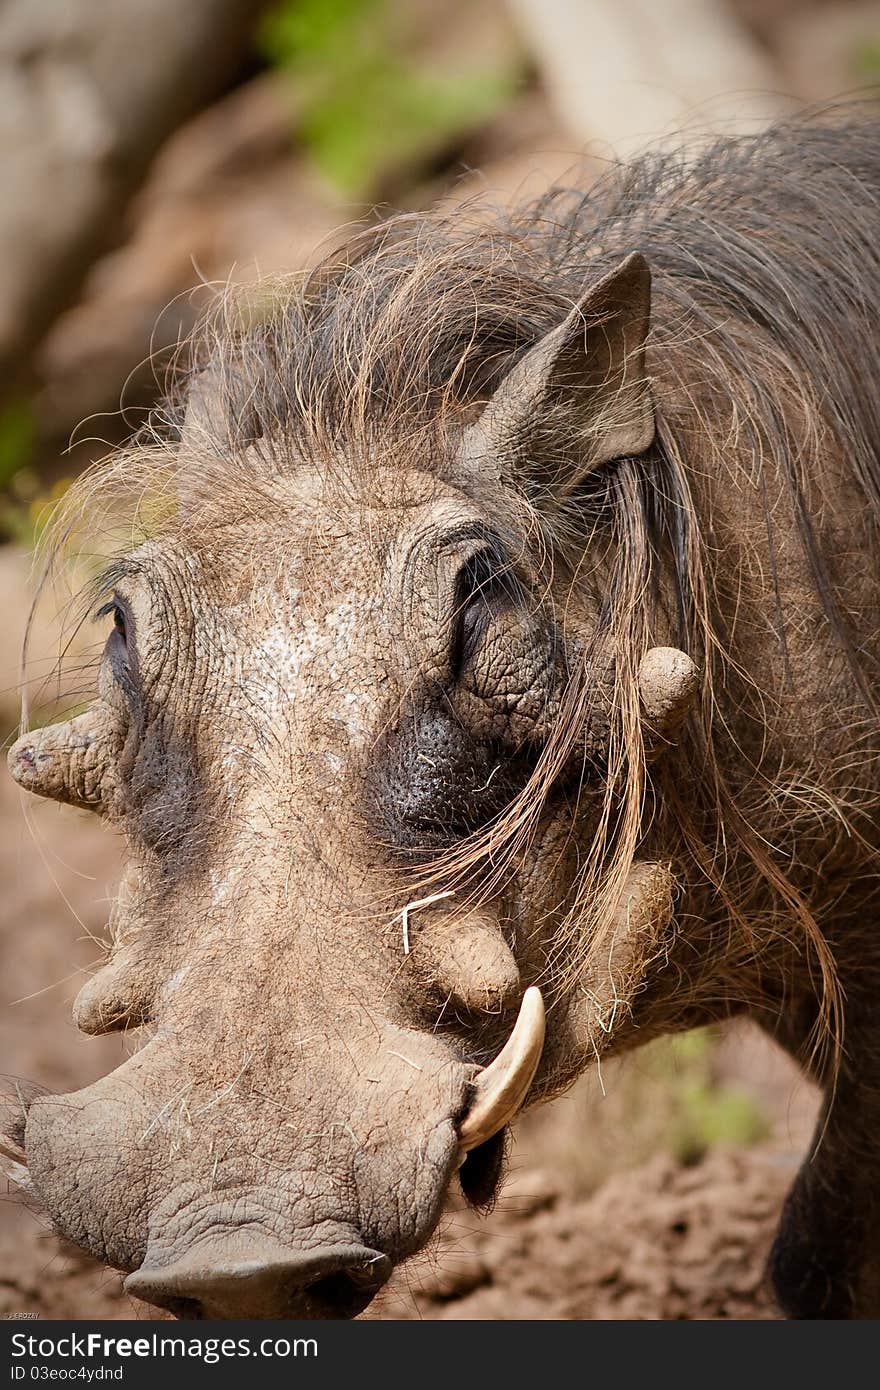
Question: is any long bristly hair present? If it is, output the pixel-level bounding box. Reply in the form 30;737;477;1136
36;112;880;1071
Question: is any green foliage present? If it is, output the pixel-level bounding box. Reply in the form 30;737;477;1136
852;37;880;84
0;473;71;548
260;0;518;194
0;400;34;491
0;400;40;544
516;1024;773;1198
0;400;71;546
648;1028;768;1165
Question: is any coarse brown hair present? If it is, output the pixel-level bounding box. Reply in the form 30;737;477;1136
39;111;880;1068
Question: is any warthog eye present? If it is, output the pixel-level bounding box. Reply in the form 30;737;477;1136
450;545;518;678
96;596;131;669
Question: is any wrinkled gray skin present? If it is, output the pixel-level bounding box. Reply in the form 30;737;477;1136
5;248;878;1319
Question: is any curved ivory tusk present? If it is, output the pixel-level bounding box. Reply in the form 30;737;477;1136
459;986;545;1152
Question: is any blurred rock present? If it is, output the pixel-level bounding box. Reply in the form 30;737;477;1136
508;0;788;159
776;0;880;101
34;74;572;473
0;0;267;404
35;74;340;464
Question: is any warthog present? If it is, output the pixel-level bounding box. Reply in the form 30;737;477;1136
3;115;879;1319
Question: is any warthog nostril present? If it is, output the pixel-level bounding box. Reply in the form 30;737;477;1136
303;1268;385;1317
125;1241;392;1320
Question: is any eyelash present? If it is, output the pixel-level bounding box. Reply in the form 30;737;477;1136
451;550;512;676
96;599;128;644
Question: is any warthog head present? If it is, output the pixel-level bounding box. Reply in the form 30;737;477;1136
6;252;698;1318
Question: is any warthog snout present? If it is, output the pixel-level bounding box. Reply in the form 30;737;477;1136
126;1234;392;1320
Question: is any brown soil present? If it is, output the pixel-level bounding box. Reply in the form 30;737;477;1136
369;1148;797;1320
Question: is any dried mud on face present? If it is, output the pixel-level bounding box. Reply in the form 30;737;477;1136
0;549;818;1319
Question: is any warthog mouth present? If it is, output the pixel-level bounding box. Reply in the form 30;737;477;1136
1;991;545;1319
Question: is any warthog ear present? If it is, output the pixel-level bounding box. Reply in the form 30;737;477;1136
177;367;273;514
462;252;654;501
179;369;224;453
